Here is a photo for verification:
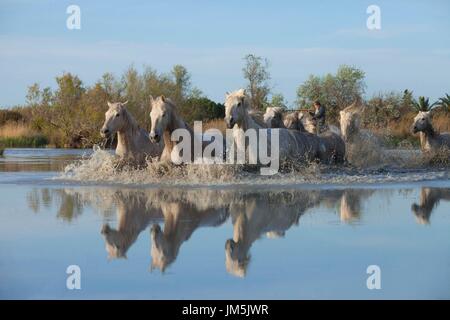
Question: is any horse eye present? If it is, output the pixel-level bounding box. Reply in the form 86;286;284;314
116;113;120;117
237;102;241;107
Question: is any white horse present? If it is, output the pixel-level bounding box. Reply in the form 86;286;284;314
298;111;317;134
412;111;450;152
101;101;162;166
264;107;306;131
258;97;345;164
225;89;327;165
283;111;306;131
339;102;384;166
149;95;217;163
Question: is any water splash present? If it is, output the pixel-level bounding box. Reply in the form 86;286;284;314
57;146;450;187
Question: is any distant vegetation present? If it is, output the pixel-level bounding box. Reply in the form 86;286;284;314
0;55;448;149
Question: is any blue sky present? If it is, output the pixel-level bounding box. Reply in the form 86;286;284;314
0;0;449;107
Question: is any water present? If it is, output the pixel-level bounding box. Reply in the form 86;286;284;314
1;148;450;299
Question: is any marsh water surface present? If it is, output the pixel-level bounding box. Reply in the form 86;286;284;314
1;148;450;299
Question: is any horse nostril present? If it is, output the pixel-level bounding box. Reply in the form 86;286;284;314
101;129;110;135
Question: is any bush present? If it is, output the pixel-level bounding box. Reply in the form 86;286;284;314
0;110;23;126
180;97;225;124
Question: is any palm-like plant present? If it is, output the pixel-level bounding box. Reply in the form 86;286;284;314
437;94;450;112
412;96;438;112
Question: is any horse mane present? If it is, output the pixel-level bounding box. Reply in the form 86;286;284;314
121;106;140;135
270;107;285;118
162;97;178;112
248;109;267;128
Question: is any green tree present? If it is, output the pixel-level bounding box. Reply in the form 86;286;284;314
171;64;191;106
122;65;145;121
242;54;271;110
413;96;437;112
365;91;403;127
296;65;366;121
181;97;225;124
401;89;415;112
437;94;450;112
270;93;287;109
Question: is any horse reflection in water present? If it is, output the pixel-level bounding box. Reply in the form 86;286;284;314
26;187;375;275
225;191;317;278
224;189;374;277
99;189;231;265
338;190;374;223
150;202;229;272
411;188;450;224
101;191;162;259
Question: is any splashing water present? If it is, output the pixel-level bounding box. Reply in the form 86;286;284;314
57;145;450;187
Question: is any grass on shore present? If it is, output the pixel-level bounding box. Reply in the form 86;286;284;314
203;118;227;134
0;123;48;148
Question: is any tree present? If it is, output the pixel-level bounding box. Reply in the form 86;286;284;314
270;93;287;109
413;96;437;112
365;91;403;127
242;54;271;110
437;94;450;112
101;72;122;101
26;83;42;107
122;65;145;122
296;65;366;122
401;89;415;112
54;73;84;109
181;97;224;124
171;64;191;105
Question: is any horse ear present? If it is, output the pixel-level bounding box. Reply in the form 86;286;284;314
122;100;128;106
240;96;246;107
238;88;246;96
161;95;166;102
107;101;113;109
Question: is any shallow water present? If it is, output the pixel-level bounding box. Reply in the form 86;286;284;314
1;148;450;299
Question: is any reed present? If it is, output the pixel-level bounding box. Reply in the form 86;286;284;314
202;119;227;134
0;123;48;147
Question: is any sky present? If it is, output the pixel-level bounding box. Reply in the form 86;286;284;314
0;0;449;108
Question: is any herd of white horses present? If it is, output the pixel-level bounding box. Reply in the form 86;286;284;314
100;88;450;170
